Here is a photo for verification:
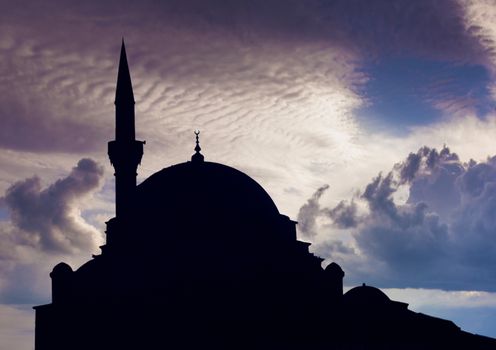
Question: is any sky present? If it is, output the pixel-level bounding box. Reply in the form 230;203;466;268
1;0;496;348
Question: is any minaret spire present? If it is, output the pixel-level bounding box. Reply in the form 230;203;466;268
115;39;135;106
114;39;136;141
108;40;144;219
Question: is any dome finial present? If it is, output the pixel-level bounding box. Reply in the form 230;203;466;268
194;130;201;152
192;130;204;163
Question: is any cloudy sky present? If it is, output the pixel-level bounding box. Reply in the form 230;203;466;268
2;0;496;348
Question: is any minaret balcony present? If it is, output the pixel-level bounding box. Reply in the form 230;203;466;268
108;140;144;169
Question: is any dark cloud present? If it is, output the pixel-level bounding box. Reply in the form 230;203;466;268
354;173;449;280
0;0;491;155
75;0;490;62
31;0;490;61
362;172;398;217
3;158;104;253
297;184;329;238
404;146;463;218
396;148;425;184
452;156;496;258
301;146;496;291
0;93;109;153
325;199;358;229
311;239;355;259
322;0;489;63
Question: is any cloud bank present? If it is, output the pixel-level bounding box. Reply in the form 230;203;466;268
300;146;496;291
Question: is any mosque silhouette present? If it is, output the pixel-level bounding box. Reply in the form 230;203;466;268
33;42;496;349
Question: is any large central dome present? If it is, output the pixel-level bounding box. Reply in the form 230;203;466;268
136;160;280;220
126;160;291;276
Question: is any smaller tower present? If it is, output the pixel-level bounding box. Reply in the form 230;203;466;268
324;262;345;298
50;263;73;304
108;40;144;218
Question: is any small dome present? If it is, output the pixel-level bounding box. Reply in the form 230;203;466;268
50;262;73;278
343;284;390;306
325;262;344;277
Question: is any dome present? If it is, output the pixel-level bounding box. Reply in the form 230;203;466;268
100;160;289;277
343;284;390;306
324;262;345;277
50;262;73;277
136;161;280;219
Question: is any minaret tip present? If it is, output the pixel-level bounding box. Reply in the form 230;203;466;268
115;39;134;105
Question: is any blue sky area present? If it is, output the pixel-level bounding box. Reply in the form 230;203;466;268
357;57;493;133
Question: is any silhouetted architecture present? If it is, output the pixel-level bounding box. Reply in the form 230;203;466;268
108;40;144;218
34;42;496;350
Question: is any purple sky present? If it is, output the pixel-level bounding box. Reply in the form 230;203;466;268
2;0;496;348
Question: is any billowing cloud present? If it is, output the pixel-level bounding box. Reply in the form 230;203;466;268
3;158;104;254
301;146;496;291
326;199;359;229
0;159;105;303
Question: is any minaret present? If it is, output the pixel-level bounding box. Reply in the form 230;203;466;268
108;40;144;218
